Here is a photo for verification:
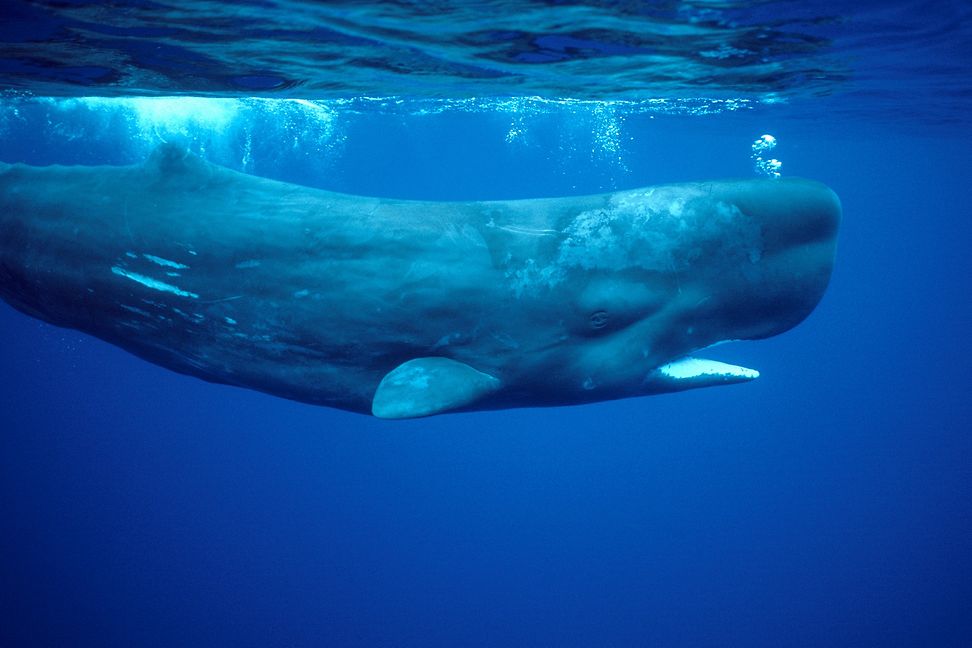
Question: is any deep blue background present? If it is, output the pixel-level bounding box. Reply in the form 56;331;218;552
1;103;971;646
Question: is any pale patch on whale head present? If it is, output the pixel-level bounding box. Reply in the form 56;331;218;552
502;185;765;300
557;188;762;275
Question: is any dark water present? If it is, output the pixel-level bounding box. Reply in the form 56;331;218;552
1;1;971;647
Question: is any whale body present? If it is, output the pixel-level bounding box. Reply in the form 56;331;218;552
0;146;840;418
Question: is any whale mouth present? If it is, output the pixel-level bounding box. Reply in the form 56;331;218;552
643;356;759;393
659;357;759;381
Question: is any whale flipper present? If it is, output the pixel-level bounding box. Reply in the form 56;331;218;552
372;357;502;419
642;357;759;393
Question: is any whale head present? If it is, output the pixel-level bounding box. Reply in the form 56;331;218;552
504;178;842;404
652;178;842;345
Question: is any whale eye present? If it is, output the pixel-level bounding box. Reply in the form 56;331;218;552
589;310;609;330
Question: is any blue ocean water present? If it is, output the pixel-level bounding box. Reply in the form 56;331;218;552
0;1;970;646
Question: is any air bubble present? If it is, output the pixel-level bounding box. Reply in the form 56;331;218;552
751;133;782;178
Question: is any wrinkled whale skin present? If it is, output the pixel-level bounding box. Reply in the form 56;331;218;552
0;146;840;417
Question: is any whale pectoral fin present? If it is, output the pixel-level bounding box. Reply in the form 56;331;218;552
643;357;759;393
372;357;501;419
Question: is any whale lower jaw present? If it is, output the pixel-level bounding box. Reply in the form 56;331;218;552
643;356;759;393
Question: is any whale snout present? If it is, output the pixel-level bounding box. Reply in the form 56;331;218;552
712;179;841;340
